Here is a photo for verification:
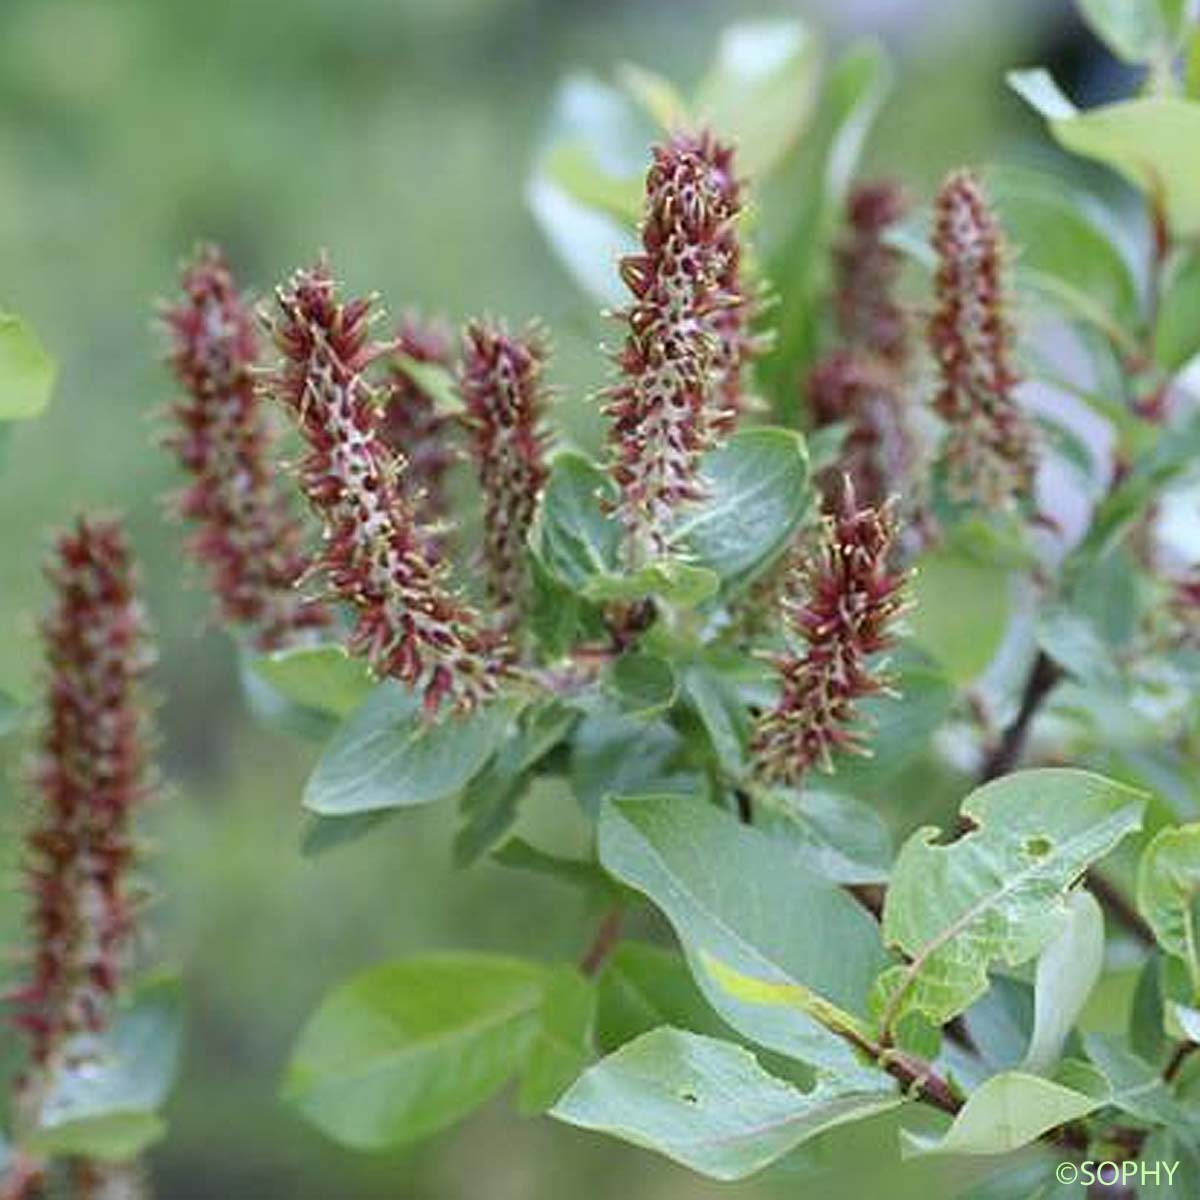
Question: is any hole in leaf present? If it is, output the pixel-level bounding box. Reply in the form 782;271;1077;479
1024;835;1053;860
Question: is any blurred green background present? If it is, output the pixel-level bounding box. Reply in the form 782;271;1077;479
0;1;1115;1196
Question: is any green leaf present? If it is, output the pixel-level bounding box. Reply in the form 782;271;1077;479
599;795;889;1068
757;789;893;886
543;141;643;226
694;19;820;180
901;1072;1101;1157
595;942;733;1052
908;551;1010;684
1036;607;1124;691
1131;952;1168;1062
1069;413;1200;566
673;427;811;593
990;166;1139;329
454;700;577;866
681;661;752;777
389;352;463;414
0;311;56;420
1077;0;1174;63
1139;1129;1200;1197
239;651;337;740
519;966;596;1114
615;62;689;131
303;682;517;816
582;560;719;608
1155;247;1200;370
1083;1033;1193;1129
250;643;376;719
962;977;1035;1075
528;550;588;656
300;810;397;858
552;1028;896;1181
30;973;183;1161
282;954;545;1149
491;838;615;897
568;708;687;817
606;653;678;718
1138;824;1200;995
28;1113;166;1162
762;42;893;413
880;770;1146;1029
527;76;643;305
1009;70;1200;235
534;452;621;590
1024;890;1105;1073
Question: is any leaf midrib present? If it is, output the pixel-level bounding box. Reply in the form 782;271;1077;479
888;804;1139;1017
291;990;540;1098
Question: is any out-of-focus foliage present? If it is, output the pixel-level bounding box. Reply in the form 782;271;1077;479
1;1;1143;1197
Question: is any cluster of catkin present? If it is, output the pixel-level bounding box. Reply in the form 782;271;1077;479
157;149;1032;786
753;168;1035;786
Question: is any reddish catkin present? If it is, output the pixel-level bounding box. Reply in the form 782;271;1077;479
459;320;551;629
834;181;911;364
808;351;916;513
928;170;1035;509
162;247;331;651
265;263;503;715
9;518;155;1069
751;493;908;785
808;183;917;512
606;130;752;560
380;315;457;550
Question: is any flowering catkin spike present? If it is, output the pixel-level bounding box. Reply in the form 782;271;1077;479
928;170;1035;509
751;490;908;785
606;130;752;561
835;181;911;364
807;182;919;515
8;517;155;1069
808;350;916;513
162;246;331;651
265;262;503;715
459;319;551;629
381;315;457;551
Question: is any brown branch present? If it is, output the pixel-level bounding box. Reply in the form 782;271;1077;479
1086;868;1155;947
846;883;884;919
1164;1039;1199;1083
977;651;1154;948
979;650;1063;782
880;1049;963;1116
579;906;624;977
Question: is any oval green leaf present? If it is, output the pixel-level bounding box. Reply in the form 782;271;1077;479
0;311;56;421
283;954;545;1149
553;1028;896;1181
303;682;517;815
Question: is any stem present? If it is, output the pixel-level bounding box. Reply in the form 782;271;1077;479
977;652;1154;947
978;650;1062;782
1164;1039;1199;1083
733;787;753;825
879;1049;962;1116
846;883;884;920
579;906;624;977
1086;868;1155;947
